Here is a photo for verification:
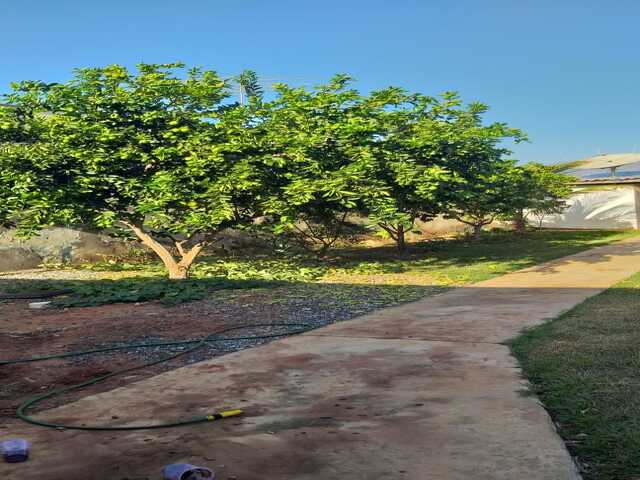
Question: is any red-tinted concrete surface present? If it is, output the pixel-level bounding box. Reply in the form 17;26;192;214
4;238;640;479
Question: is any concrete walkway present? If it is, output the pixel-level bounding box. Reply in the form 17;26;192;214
3;238;640;480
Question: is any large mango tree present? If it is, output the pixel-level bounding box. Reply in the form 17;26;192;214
0;63;269;279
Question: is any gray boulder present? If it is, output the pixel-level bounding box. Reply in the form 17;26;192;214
0;247;43;272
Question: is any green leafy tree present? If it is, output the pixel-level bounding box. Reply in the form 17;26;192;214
444;161;571;239
0;93;59;231
362;92;525;249
252;75;384;255
360;91;465;251
0;63;270;278
0;106;19;228
250;84;527;252
1;65;539;268
418;99;526;240
507;163;573;231
443;160;518;240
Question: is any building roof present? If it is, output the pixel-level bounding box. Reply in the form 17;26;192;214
574;176;640;185
570;153;640;170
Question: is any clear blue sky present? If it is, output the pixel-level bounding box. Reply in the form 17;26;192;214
3;0;639;164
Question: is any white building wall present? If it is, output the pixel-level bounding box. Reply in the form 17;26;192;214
534;186;640;230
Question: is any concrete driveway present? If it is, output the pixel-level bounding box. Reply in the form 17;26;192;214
3;238;640;479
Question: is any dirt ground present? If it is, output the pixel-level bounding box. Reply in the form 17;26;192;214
0;290;327;420
0;295;255;421
0;280;435;429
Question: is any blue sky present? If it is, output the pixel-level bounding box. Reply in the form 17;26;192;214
2;0;639;164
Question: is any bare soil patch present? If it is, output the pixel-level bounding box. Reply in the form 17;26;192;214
0;282;436;425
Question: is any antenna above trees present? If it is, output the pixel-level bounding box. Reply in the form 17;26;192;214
235;70;263;105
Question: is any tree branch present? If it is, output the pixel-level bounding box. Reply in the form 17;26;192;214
120;221;179;271
177;242;205;269
175;240;187;257
377;222;398;241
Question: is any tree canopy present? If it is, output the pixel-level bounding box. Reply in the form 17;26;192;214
0;63;573;276
361;91;527;248
0;63;276;278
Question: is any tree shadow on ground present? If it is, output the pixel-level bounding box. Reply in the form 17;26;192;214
0;275;447;310
0;276;275;306
325;229;637;273
0;229;633;307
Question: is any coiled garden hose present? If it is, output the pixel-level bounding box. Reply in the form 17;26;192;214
0;322;313;431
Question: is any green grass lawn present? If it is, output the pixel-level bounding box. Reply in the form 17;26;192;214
512;271;640;480
0;229;636;307
324;229;638;285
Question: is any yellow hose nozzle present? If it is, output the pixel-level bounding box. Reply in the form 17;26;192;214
206;409;243;421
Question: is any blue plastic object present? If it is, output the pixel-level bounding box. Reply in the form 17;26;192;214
1;439;30;463
162;463;215;480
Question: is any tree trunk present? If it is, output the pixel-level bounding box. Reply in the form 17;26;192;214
378;221;412;252
166;263;190;280
396;224;406;251
513;209;526;234
124;222;204;279
472;223;483;241
174;240;205;279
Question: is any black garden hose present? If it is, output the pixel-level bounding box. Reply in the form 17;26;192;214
0;322;313;431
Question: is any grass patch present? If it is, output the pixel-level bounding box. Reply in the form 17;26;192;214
325;229;638;285
512;271;640;479
1;229;636;307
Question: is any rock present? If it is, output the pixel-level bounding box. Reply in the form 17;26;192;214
28;301;52;309
0;247;43;272
213;228;272;252
0;227;135;270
